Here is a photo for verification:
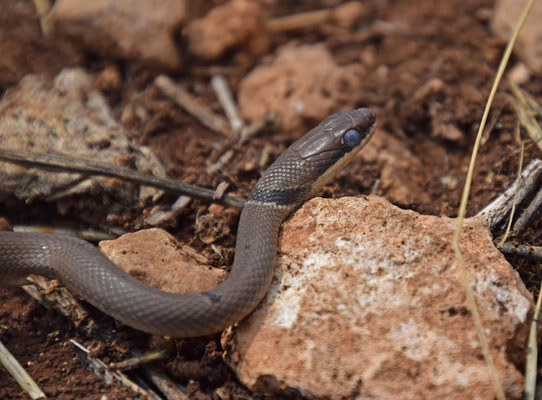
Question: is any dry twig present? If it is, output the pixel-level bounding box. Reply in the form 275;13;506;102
211;75;244;135
498;243;542;260
155;75;231;137
140;368;190;400
111;350;170;371
477;159;542;229
0;147;245;209
70;340;161;400
514;181;542;235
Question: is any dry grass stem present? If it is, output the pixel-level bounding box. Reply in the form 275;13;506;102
509;81;542;152
452;0;534;398
524;280;542;400
496;141;524;247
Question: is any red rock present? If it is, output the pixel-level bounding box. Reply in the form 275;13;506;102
238;44;367;134
99;228;225;294
44;0;187;70
223;196;531;399
184;0;270;61
0;68;166;206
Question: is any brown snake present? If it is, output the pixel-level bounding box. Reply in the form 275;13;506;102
0;108;376;337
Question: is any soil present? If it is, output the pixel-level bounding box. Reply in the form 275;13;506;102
1;0;541;399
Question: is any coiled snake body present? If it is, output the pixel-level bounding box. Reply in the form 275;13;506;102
0;108;376;337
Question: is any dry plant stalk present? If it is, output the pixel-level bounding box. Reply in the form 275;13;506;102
496;141;524;247
509;81;542;152
524;281;542;400
452;0;534;399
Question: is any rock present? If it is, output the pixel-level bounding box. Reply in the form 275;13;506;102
491;0;542;74
44;0;187;70
508;62;530;85
0;1;82;87
0;68;166;210
184;0;270;61
238;44;366;134
99;228;226;294
223;196;531;399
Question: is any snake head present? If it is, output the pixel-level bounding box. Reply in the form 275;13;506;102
298;107;376;197
251;108;376;207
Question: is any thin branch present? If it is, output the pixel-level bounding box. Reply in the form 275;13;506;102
513;185;542;235
0;147;245;209
155;75;231;137
498;243;542;260
70;340;161;400
477;159;542;229
211;75;244;134
140;368;190;400
266;9;334;33
111;350;170;371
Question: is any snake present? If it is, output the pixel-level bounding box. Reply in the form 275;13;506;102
0;108;376;337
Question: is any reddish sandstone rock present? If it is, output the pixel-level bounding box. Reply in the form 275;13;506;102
99;228;225;294
183;0;270;61
238;44;367;134
0;68;166;204
223;196;531;399
44;0;187;70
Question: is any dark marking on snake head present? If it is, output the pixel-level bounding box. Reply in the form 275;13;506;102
245;244;251;250
202;292;222;304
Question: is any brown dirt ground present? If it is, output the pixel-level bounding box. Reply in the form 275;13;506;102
1;0;542;399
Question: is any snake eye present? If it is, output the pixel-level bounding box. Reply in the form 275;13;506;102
342;129;363;150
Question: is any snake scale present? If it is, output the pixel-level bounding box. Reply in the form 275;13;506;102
0;108;376;337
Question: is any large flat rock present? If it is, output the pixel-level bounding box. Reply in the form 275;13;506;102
223;195;531;399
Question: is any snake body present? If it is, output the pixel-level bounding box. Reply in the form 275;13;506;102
0;108;376;337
